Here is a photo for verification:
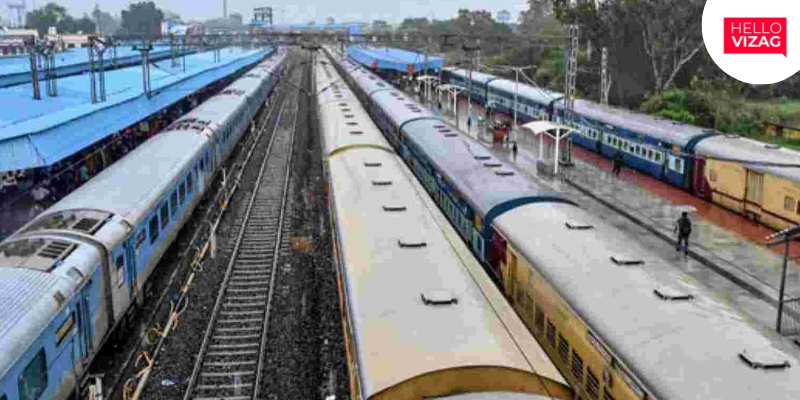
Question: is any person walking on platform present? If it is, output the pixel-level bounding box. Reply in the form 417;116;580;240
467;116;472;132
674;212;692;255
612;151;623;177
512;141;518;161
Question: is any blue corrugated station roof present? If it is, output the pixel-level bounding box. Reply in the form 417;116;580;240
347;46;444;73
0;46;186;88
0;47;271;173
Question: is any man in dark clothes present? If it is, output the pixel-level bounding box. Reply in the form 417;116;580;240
674;211;692;255
512;141;518;160
612;152;623;176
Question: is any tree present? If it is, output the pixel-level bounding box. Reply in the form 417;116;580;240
325;16;335;26
399;17;429;31
121;1;164;38
92;5;121;36
627;0;705;91
371;20;388;31
26;3;68;36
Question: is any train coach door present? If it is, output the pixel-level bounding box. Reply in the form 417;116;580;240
746;170;765;208
693;158;708;198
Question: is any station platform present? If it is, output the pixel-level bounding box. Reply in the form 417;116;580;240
347;46;444;73
417;91;800;332
0;46;269;172
0;45;192;88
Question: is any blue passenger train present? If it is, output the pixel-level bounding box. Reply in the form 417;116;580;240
0;48;287;400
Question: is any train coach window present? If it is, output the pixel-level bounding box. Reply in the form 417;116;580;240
187;174;194;194
116;255;125;287
571;350;584;382
586;368;600;399
558;334;570;363
602;389;616;400
655;152;662;163
785;196;796;212
546;320;557;346
179;182;186;205
170;192;178;214
160;204;169;229
18;349;47;400
535;305;545;332
1;393;6;400
149;216;159;244
647;149;654;160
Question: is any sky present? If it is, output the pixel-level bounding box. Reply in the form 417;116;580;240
1;0;530;25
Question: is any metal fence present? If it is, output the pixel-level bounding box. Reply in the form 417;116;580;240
779;296;800;336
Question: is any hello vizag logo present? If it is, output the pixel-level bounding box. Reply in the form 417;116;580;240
723;18;787;57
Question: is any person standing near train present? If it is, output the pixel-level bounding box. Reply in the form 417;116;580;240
612;151;623;176
674;211;692;255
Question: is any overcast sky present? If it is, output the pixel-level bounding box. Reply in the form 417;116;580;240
3;0;529;24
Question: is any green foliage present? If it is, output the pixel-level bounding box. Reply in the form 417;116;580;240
642;87;800;138
121;1;163;38
26;3;68;36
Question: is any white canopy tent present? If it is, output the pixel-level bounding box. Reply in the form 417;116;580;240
416;75;438;100
521;121;575;174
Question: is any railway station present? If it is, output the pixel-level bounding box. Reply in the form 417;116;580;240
2;2;800;400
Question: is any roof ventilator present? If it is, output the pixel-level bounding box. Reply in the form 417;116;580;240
39;241;76;260
765;144;781;150
364;162;382;167
444;133;458;138
653;287;694;301
495;171;515;176
566;221;594;230
350;131;364;135
398;240;427;249
738;349;791;370
421;290;459;306
72;217;101;233
383;206;407;212
474;155;491;161
372;180;393;186
484;162;502;168
725;134;740;139
610;255;644;266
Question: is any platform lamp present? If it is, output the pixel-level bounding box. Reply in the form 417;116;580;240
766;225;800;334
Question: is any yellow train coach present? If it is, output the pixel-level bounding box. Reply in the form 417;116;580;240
695;134;800;231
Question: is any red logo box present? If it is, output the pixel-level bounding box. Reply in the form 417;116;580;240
724;17;787;57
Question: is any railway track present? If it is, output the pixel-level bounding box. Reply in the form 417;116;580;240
183;66;302;400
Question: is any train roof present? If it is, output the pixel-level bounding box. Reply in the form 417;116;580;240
327;147;569;399
695;134;800;183
563;99;713;147
0;235;101;378
320;53;569;399
346;58;393;96
444;67;498;85
445;68;563;105
402;118;572;217
370;90;436;127
489;78;564;106
495;202;800;400
315;62;393;154
44;130;209;227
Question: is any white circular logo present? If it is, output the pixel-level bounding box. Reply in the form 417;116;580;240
702;0;800;84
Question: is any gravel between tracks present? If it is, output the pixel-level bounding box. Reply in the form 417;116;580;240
257;50;349;400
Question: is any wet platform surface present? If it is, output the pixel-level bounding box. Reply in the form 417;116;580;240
414;90;800;331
